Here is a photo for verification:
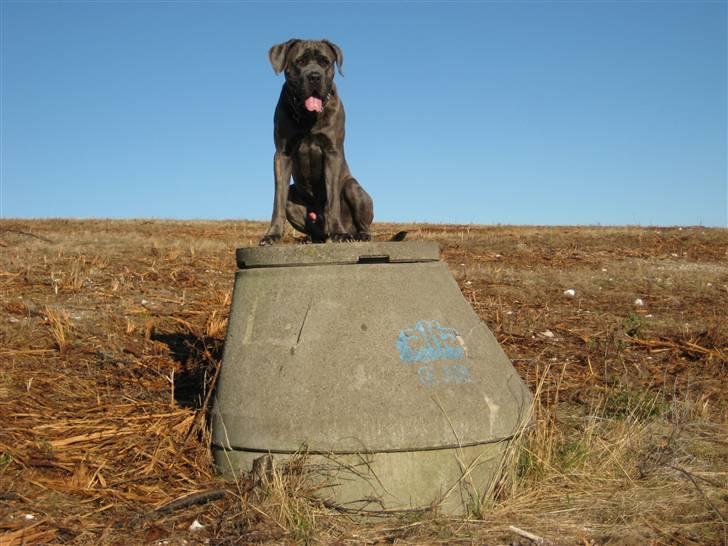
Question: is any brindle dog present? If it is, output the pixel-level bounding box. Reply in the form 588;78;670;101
259;39;374;245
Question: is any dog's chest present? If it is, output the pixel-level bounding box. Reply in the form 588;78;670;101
291;134;326;184
295;135;324;161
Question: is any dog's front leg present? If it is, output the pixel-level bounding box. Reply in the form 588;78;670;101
323;151;348;241
260;151;293;245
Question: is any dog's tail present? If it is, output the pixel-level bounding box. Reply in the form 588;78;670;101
390;231;408;242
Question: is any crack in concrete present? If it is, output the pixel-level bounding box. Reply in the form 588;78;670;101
296;299;312;346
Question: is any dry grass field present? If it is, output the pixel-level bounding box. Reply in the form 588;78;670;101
1;219;726;545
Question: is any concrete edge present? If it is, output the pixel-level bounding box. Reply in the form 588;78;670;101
236;240;441;269
210;426;533;455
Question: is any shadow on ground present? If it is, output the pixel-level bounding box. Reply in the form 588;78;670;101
152;331;224;410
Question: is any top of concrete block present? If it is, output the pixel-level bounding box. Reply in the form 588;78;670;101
236;241;440;269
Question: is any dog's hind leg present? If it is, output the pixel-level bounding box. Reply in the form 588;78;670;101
286;185;307;233
285;198;307;234
341;178;373;241
287;185;326;242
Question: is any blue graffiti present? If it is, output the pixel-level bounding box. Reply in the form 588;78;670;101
397;320;465;363
417;363;474;387
443;363;473;384
417;365;435;385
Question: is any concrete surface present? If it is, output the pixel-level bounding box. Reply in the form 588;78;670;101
213;441;507;514
212;241;532;514
236;240;440;268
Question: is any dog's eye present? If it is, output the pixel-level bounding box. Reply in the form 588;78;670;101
319;58;330;67
295;58;306;67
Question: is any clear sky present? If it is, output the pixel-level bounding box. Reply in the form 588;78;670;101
1;1;726;227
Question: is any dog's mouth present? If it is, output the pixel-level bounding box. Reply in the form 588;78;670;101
304;94;324;113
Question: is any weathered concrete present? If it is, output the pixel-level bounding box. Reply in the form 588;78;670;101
217;442;507;514
212;241;532;513
236;240;440;268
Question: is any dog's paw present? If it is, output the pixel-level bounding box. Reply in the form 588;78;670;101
258;235;281;246
331;233;355;243
296;235;313;245
355;232;372;242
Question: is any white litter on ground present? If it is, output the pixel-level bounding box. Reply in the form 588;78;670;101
563;289;576;297
189;519;205;531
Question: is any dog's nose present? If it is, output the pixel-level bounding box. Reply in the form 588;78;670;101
307;72;322;84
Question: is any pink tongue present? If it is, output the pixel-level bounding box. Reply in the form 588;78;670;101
304;96;323;112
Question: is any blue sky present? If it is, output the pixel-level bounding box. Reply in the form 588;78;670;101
1;1;726;227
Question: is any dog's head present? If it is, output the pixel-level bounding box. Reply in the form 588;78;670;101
269;39;343;113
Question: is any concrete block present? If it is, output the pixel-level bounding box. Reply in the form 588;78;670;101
212;241;532;514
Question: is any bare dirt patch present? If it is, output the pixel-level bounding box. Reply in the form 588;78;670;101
1;220;726;545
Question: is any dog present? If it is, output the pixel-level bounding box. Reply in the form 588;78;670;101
259;39;374;245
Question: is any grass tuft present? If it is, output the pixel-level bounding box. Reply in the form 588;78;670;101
44;306;71;355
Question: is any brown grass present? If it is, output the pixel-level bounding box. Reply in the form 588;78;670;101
43;306;71;355
0;219;726;545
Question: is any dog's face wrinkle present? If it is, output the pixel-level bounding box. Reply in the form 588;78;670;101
285;44;336;100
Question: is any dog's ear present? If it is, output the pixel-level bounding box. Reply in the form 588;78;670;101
322;40;344;76
268;39;300;74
